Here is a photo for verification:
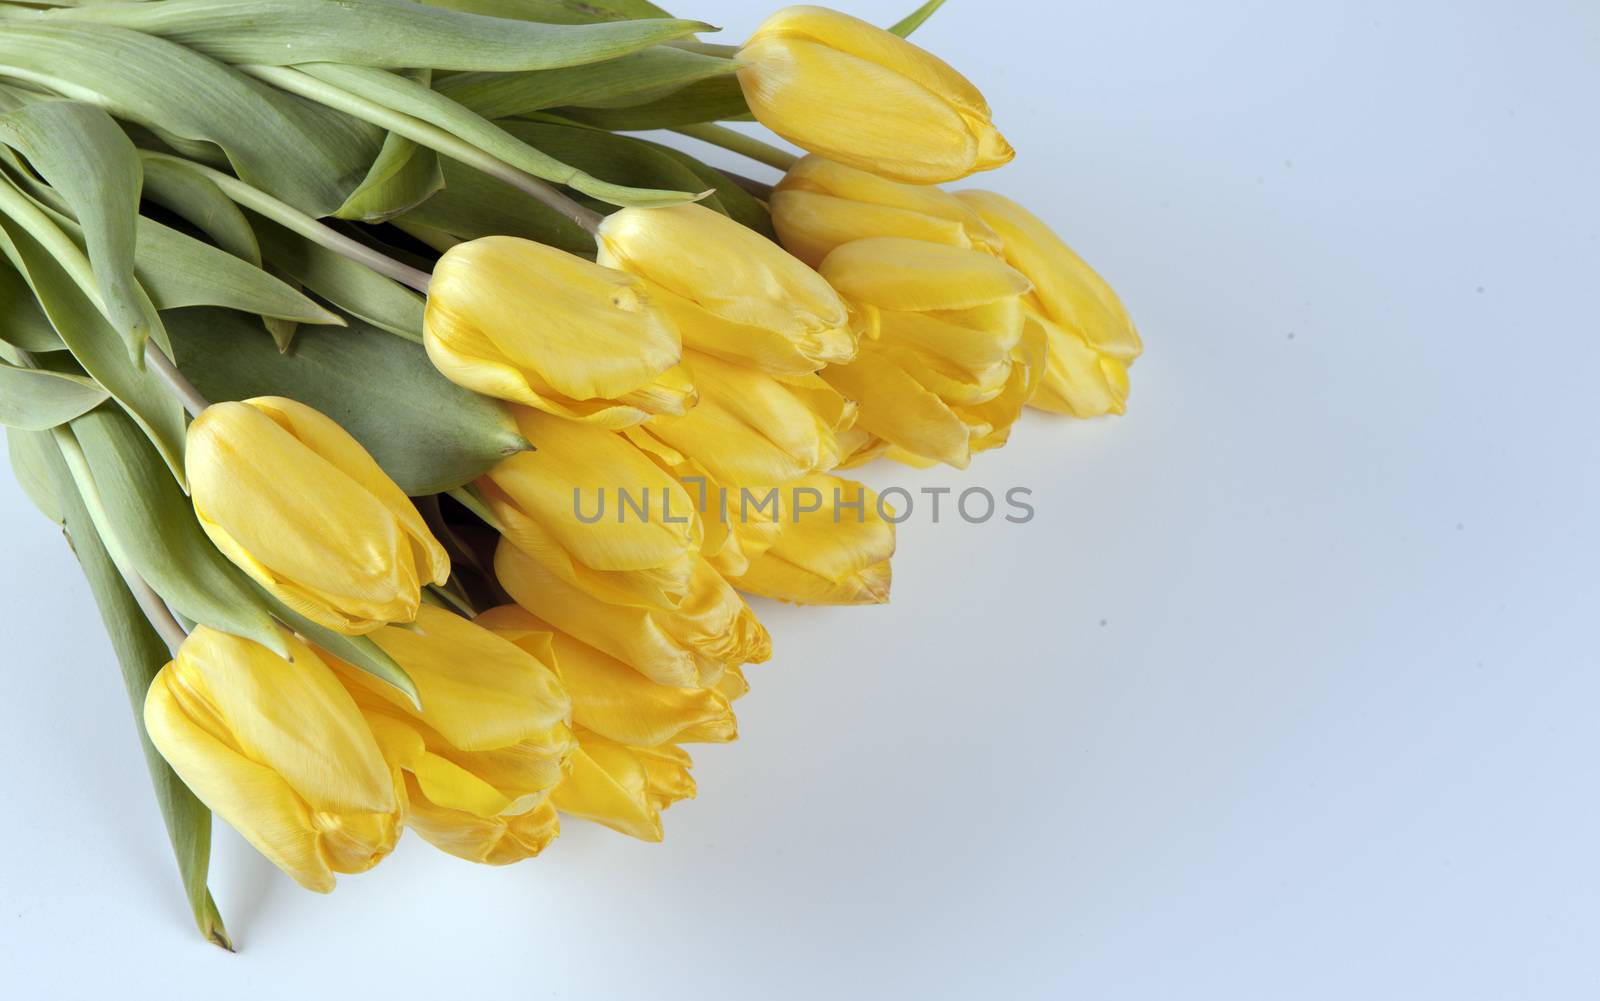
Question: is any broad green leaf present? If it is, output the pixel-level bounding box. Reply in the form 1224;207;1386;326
290;62;701;208
6;425;63;522
421;0;672;22
252;217;425;340
398;156;591;253
0;100;147;352
70;406;291;657
0;206;187;480
265;595;418;705
440;46;736;120
556;74;749;129
0;23;384;217
0;261;63;351
166;306;529;495
22;0;709;71
889;0;947;37
31;429;230;949
140;156;262;264
335;67;446;223
0;362;108;430
134;218;343;323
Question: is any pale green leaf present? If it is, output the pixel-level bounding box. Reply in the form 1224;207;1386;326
167;306;529;495
6;425;63;523
70;405;291;658
440;46;736;120
0;260;63;351
252;217;426;340
140;156;262;264
0;361;108;429
889;0;948;37
17;0;709;71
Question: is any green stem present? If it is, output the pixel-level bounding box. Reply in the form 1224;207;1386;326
138;152;434;293
446;485;505;534
672;123;799;172
241;64;604;236
142;341;210;417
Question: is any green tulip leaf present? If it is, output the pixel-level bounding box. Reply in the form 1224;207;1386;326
890;0;948;37
12;0;709;72
398;157;592;253
0;23;385;217
0;261;63;352
287;62;702;208
420;0;673;22
0;100;148;353
28;428;231;949
0;205;187;482
264;598;418;706
555;74;750;129
69;406;292;658
252;217;427;340
139;157;263;265
166;306;529;496
440;46;736;121
0;362;109;430
6;425;63;523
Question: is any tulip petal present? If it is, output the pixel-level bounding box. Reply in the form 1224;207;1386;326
819;237;1031;312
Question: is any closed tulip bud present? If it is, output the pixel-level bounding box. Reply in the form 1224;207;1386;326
771;155;1003;268
737;6;1013;184
816;238;1037;468
956;191;1142;417
329;606;575;864
186;397;449;635
496;538;771;690
553;732;697;842
596;203;854;376
479;407;701;609
403;792;559;867
480;605;739;748
144;627;401;893
629;350;855;489
425;235;695;427
731;474;895;605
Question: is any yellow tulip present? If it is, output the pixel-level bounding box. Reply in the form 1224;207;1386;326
186;396;449;635
496;538;771;690
771;155;1002;268
479;604;739;748
595;203;854;376
816;238;1039;468
628;350;855;488
328;605;575;865
144;626;401;893
403;790;560;866
424;235;695;427
737;6;1013;183
479;407;701;609
552;731;697;843
956;191;1142;417
730;474;894;605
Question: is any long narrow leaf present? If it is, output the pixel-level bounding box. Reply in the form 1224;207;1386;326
22;428;230;949
0;362;108;430
440;46;736;120
252;217;426;339
14;0;709;71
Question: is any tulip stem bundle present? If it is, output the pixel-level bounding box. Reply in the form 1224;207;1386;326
0;0;1143;947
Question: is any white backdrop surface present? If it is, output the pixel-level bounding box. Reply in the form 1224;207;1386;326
2;2;1597;998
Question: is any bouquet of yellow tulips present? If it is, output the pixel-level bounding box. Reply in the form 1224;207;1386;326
0;0;1140;947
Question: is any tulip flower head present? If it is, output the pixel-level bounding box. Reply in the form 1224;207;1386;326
596;203;854;376
331;606;575;865
144;627;402;892
816;237;1041;468
737;6;1013;183
957;191;1142;417
480;407;702;609
771;155;1003;268
730;474;895;606
186;397;449;634
425;235;694;427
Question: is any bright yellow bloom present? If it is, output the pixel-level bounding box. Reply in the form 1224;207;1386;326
816;238;1041;468
628;350;855;488
730;474;894;605
479;407;701;609
425;235;694;427
956;191;1142;417
144;627;401;893
329;605;575;866
480;604;739;748
553;732;697;842
186;397;449;634
595;203;854;376
496;538;770;690
737;6;1013;184
771;155;1003;268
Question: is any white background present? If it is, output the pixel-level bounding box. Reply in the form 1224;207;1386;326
3;1;1598;997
